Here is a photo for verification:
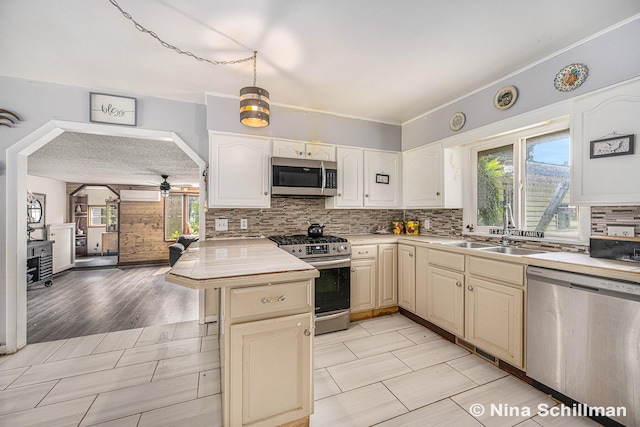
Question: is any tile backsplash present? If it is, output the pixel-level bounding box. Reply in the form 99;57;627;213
591;206;640;236
205;197;464;238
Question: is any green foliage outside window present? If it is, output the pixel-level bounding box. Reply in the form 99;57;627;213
477;156;504;226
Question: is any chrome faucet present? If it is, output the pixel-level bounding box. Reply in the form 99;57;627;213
502;203;516;246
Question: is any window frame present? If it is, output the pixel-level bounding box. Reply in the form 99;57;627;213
464;118;590;244
164;192;199;241
88;205;107;227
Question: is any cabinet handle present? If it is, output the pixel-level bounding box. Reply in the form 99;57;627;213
337;193;342;197
365;194;369;197
263;191;268;195
358;251;368;255
409;252;413;257
304;329;311;336
467;286;473;291
456;281;462;287
307;152;312;156
436;191;441;196
261;295;286;303
351;268;356;272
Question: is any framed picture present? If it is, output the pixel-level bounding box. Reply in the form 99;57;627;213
590;134;635;159
90;92;137;126
493;86;518;110
376;173;390;184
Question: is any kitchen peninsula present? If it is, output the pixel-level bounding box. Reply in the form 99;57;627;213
166;238;318;427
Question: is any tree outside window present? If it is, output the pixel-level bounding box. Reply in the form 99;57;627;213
165;194;199;240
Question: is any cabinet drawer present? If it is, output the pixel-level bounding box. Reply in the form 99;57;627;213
428;249;465;271
468;256;524;286
229;281;312;321
351;245;377;259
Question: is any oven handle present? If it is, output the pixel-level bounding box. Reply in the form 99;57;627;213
307;258;351;270
315;311;349;321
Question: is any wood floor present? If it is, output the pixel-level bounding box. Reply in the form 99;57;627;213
27;266;199;344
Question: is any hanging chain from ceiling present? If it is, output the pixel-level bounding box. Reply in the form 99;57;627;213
108;0;255;66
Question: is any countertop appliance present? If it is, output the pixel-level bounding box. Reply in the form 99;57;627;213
269;234;351;335
527;266;640;427
271;157;338;197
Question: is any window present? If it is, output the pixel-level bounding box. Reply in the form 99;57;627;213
165;194;199;240
469;120;588;242
89;206;107;227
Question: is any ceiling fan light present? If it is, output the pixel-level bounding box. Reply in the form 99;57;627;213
160;175;171;198
240;86;270;128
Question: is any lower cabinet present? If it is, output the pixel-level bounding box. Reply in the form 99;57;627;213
351;258;377;312
377;244;398;308
465;277;523;367
350;243;398;314
229;312;313;427
397;244;416;312
426;266;465;336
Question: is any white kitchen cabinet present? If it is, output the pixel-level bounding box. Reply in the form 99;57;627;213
209;134;270;208
222;279;314;426
571;78;640;205
466;256;524;368
272;139;336;161
427;266;465;336
377;244;398;308
403;142;462;208
327;146;364;208
364;150;402;207
350;258;377;312
47;223;75;274
397;244;415;312
229;312;312;427
414;246;429;319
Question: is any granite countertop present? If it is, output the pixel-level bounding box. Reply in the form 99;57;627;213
342;233;640;283
166;238;318;290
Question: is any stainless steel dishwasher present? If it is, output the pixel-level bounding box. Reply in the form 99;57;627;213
527;266;640;427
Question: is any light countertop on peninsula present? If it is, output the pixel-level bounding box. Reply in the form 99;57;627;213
166;238;318;290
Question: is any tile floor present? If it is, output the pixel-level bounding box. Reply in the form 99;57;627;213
0;314;602;426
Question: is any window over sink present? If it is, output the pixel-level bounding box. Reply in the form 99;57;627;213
467;118;589;243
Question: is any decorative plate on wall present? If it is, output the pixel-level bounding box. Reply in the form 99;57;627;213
554;63;588;92
493;86;518;110
449;112;466;131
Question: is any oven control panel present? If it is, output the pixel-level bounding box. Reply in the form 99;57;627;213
283;243;351;259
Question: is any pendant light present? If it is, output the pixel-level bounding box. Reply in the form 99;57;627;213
160;175;171;198
240;51;270;128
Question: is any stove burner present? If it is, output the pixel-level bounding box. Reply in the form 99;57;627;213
269;235;348;246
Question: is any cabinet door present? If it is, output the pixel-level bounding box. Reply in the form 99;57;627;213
272;139;306;159
210;135;270;208
334;146;363;207
403;144;442;208
465;277;524;368
364;150;402;207
230;313;312;427
377;244;397;308
397;244;416;312
351;258;377;312
414;246;429;319
427;266;464;336
47;223;75;274
306;143;336;161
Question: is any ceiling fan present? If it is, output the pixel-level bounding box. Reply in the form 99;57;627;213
156;174;198;197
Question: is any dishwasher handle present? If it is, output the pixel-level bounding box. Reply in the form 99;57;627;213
570;283;600;293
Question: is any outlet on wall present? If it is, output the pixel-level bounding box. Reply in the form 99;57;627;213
423;220;430;230
607;226;635;237
240;219;248;229
215;219;228;231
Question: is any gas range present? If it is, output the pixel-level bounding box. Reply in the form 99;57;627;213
268;235;351;260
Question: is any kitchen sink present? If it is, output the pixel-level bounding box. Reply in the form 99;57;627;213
441;241;497;249
478;246;547;256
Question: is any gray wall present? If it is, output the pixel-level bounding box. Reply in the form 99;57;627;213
402;17;640;150
206;95;402;151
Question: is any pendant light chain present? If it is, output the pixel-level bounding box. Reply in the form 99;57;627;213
108;0;254;66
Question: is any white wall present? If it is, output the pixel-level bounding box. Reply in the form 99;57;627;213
26;175;67;240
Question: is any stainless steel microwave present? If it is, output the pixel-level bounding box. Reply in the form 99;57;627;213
271;157;338;196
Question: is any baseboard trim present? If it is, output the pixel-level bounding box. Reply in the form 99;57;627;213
117;260;169;268
350;306;399;322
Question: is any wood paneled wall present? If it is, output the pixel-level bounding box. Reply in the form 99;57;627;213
119;201;170;264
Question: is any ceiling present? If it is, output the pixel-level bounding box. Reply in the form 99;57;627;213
2;0;639;125
28;132;201;188
5;1;640;187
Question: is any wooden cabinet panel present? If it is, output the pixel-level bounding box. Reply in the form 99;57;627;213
377;244;398;308
351;244;377;259
229;281;312;321
330;146;364;208
351;258;377;312
427;266;465;336
429;249;465;272
414;246;429;318
364;150;402;207
467;256;524;286
397;244;416;312
465;277;523;368
230;313;312;427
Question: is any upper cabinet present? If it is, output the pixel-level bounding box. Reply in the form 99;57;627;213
403;143;462;209
326;147;402;209
363;150;402;207
272;139;336;161
209;134;271;208
571;78;640;205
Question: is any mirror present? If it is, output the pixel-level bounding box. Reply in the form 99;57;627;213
27;193;46;228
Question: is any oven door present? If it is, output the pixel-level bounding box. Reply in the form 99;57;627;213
307;257;351;335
